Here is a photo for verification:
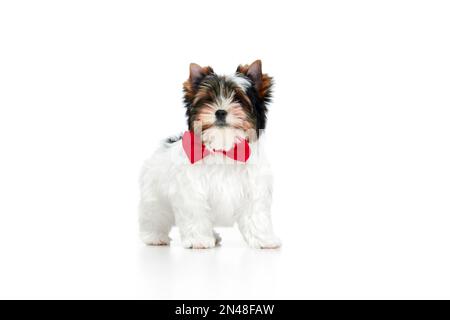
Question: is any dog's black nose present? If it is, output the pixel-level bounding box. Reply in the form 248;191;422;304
215;109;227;120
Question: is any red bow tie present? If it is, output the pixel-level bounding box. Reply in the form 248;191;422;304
182;131;251;164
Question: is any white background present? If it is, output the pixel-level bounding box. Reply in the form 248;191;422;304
1;0;449;299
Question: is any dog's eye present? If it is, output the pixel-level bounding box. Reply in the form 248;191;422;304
233;97;243;104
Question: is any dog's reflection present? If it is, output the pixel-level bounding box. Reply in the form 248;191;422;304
137;241;282;299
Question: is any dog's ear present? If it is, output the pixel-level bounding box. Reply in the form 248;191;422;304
242;60;263;89
236;60;273;100
183;63;214;105
189;63;203;84
188;63;214;85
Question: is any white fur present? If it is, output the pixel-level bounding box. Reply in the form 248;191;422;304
139;132;281;249
201;127;247;151
226;74;251;90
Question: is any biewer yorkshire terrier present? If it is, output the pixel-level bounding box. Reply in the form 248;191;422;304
139;60;281;249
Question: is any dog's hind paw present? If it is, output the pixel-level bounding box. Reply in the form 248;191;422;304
247;235;282;249
213;230;222;246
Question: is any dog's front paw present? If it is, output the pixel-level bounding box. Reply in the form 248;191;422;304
182;237;216;249
247;235;282;249
141;232;171;246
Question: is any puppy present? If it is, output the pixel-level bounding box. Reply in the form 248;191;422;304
139;60;280;249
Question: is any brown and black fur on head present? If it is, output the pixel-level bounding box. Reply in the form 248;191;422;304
183;60;273;139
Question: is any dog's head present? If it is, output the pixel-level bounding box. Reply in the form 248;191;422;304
183;60;273;149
